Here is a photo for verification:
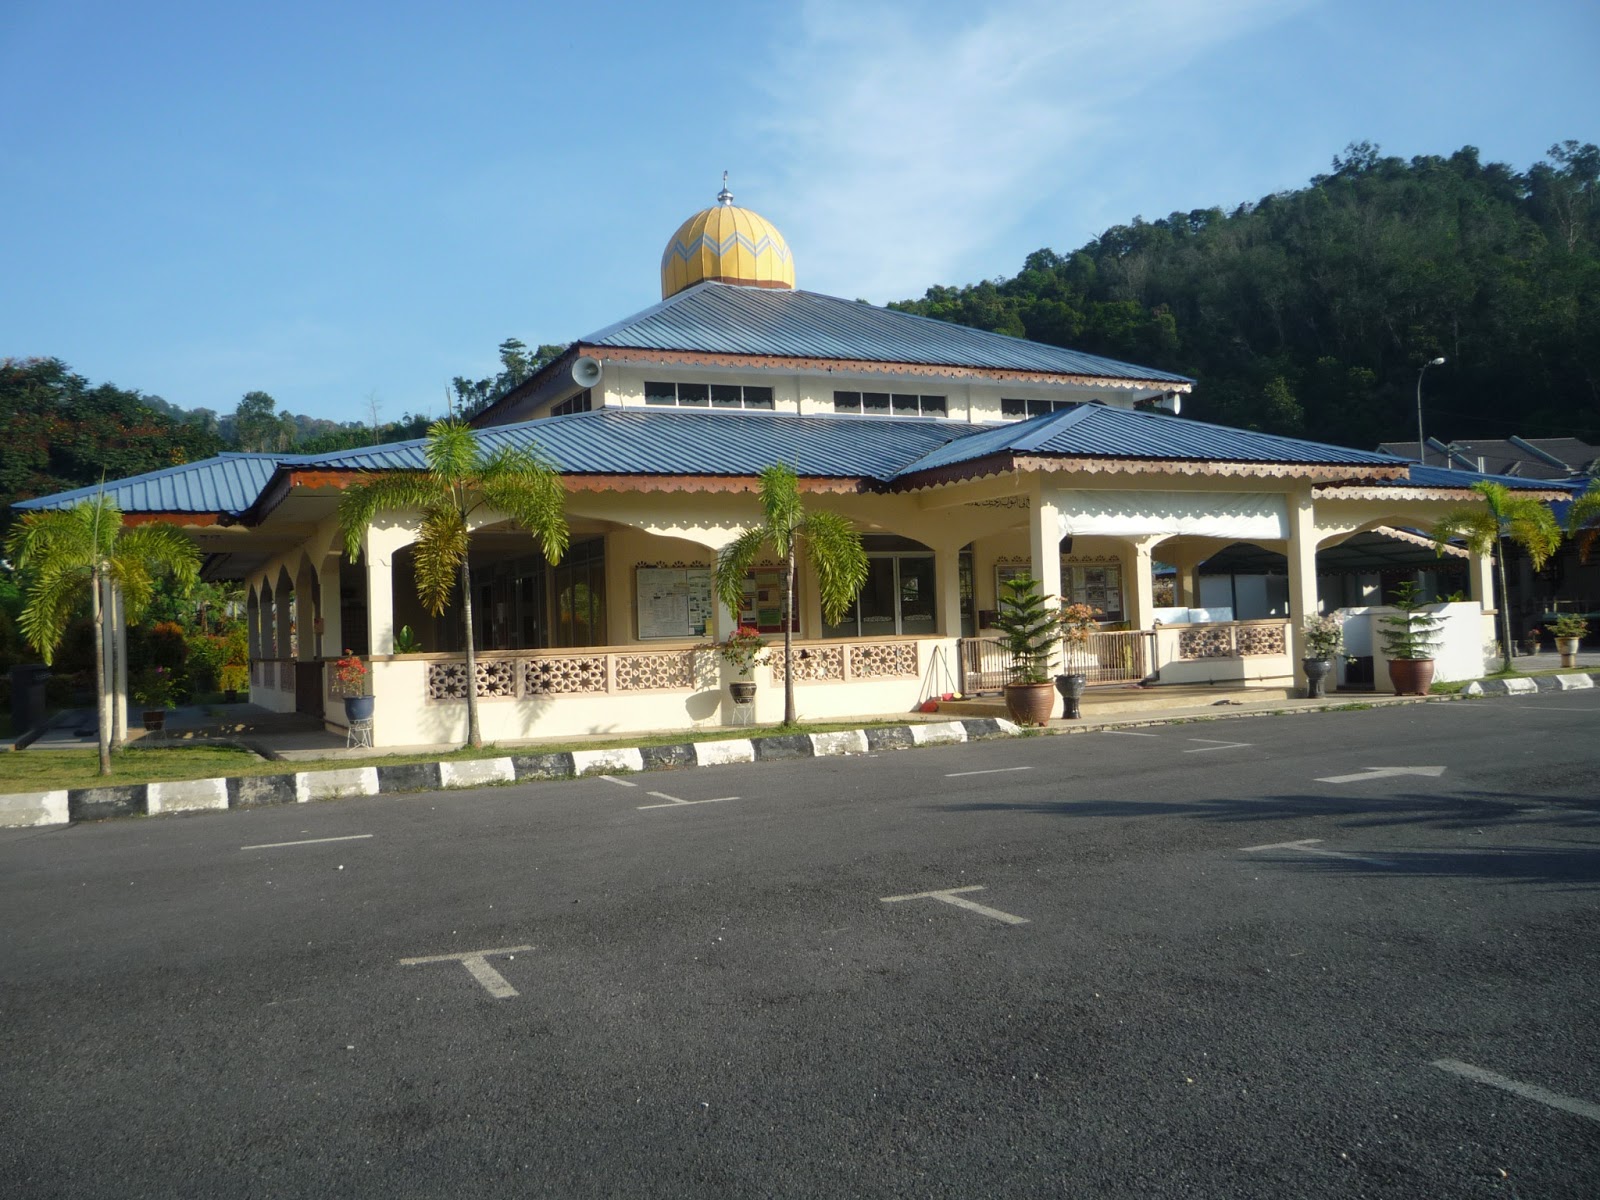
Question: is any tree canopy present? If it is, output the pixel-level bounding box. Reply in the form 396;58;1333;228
892;141;1600;447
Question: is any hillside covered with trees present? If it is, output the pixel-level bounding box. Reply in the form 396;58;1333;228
892;142;1600;449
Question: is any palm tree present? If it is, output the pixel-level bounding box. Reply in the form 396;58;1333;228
337;418;568;749
1566;479;1600;562
713;464;868;725
1432;480;1562;673
5;490;200;775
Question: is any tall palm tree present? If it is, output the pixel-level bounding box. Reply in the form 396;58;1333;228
1432;481;1562;673
1566;479;1600;561
713;464;868;725
5;491;200;775
338;419;568;749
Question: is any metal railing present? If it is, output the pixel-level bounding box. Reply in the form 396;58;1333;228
958;629;1157;693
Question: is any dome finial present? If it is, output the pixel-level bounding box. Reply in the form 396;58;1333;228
717;170;734;206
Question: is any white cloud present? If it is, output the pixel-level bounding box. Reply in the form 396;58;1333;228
755;0;1304;301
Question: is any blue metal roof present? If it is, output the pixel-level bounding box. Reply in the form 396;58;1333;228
309;408;975;481
1365;463;1584;493
580;283;1195;385
11;453;294;516
892;405;1407;477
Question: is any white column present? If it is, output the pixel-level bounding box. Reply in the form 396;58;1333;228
1029;486;1063;673
1285;488;1319;689
318;557;344;658
294;574;316;660
274;581;292;660
366;539;396;656
1467;547;1495;611
934;541;963;636
1124;539;1158;630
112;584;128;743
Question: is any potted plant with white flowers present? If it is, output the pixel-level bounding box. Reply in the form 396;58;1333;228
1301;613;1345;699
1550;613;1588;668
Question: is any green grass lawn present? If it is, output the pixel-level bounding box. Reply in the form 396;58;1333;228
0;718;915;792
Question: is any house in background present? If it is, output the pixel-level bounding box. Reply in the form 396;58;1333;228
15;187;1571;746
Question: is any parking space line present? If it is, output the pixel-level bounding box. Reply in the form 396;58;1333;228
241;834;374;851
1432;1059;1600;1123
597;775;638;788
637;794;739;810
398;945;533;999
1104;730;1160;737
881;885;1030;925
945;767;1033;778
1240;838;1393;867
1184;738;1252;753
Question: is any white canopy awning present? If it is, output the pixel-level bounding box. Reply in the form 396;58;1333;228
1055;490;1289;541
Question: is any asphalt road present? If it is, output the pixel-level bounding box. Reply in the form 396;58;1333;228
3;694;1598;1198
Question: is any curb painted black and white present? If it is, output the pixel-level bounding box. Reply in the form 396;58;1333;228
0;718;1018;830
1460;670;1599;697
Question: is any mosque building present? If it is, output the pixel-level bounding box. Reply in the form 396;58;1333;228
16;183;1566;747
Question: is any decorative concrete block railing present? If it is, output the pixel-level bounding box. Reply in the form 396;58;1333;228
1175;620;1289;660
770;639;920;684
421;648;717;702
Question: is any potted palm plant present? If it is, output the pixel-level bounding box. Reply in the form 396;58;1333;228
995;574;1058;726
1550;614;1588;668
1054;602;1100;719
1301;614;1345;699
132;666;177;732
1378;582;1444;695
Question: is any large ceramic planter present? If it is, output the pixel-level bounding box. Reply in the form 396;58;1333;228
1004;681;1056;726
343;695;375;722
1387;658;1435;696
729;681;758;705
1302;657;1333;700
1054;673;1087;720
141;709;166;733
1556;636;1581;668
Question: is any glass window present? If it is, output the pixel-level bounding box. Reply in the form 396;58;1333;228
744;386;774;410
677;382;709;407
833;391;862;413
862;391;891;415
1001;398;1026;418
920;395;947;416
892;393;919;416
711;384;743;408
833;390;945;417
645;380;676;406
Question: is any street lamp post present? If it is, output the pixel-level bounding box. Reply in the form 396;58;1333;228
1416;356;1446;466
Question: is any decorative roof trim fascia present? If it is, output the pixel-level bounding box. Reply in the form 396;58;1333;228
892;455;1407;492
1314;484;1572;501
584;345;1192;392
1374;524;1471;559
122;512;226;528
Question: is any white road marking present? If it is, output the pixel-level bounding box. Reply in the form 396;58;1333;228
1240;838;1393;867
637;794;739;810
1184;738;1252;753
1104;730;1160;737
398;945;533;999
240;834;374;851
1431;1059;1600;1123
1316;765;1446;784
597;775;638;788
880;885;1029;925
944;767;1034;778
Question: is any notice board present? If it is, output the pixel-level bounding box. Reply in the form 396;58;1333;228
636;567;713;639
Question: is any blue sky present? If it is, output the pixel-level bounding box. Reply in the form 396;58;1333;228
2;0;1595;426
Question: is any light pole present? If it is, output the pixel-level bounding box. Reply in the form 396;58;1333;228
1416;356;1446;466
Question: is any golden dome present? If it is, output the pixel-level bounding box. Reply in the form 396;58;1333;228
660;176;795;299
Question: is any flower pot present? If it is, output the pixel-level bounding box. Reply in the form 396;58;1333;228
141;709;166;733
1302;657;1333;700
1386;658;1434;696
729;681;757;705
1556;636;1581;668
343;695;375;722
1519;639;1539;657
1004;681;1056;726
1054;673;1087;720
